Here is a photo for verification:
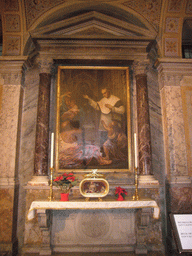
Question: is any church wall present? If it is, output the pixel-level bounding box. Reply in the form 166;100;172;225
156;60;192;252
0;79;23;251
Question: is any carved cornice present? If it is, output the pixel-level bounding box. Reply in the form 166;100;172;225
155;58;192;89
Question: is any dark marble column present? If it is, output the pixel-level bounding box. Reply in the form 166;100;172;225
34;57;53;176
134;61;153;176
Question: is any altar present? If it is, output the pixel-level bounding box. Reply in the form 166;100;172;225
26;198;160;255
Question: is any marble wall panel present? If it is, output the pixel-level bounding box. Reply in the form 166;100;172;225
147;65;165;184
17;68;39;250
161;86;188;178
0;84;21;180
0;188;14;248
169;186;192;213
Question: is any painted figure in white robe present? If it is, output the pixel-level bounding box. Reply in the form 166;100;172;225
83;87;125;148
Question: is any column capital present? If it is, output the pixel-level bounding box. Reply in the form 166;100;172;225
155;58;192;89
132;60;149;76
0;56;27;85
36;55;53;74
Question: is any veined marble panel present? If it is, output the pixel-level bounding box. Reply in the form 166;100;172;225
161;86;188;178
147;65;165;184
0;84;21;180
17;68;39;249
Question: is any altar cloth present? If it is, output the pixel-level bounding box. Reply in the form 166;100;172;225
27;199;160;220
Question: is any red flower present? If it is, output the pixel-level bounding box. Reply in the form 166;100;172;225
115;186;127;196
66;176;75;181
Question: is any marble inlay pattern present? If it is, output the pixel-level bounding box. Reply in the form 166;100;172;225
161;86;188;177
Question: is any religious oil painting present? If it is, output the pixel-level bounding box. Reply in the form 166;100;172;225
55;66;131;173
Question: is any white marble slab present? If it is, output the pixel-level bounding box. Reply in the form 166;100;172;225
27;199;160;220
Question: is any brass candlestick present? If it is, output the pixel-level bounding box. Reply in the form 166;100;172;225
48;167;54;201
132;167;139;201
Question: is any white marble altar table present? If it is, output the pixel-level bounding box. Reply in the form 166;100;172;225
27;199;160;220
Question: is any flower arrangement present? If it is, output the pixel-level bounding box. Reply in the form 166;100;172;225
115;186;127;201
53;173;77;193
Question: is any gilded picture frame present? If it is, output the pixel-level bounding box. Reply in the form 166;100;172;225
55;66;131;173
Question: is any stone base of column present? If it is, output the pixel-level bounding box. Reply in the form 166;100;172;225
138;175;159;186
28;176;49;186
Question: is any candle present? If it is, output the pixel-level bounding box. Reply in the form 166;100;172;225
134;133;138;168
50;132;54;168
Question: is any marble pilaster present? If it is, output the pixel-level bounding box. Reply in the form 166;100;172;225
156;59;192;184
0;56;27;252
